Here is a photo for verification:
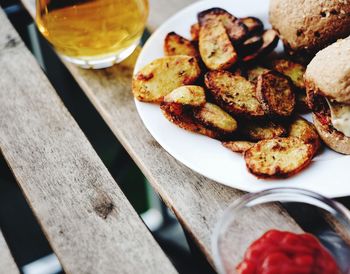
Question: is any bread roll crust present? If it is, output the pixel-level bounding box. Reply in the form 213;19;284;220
269;0;350;55
305;38;350;104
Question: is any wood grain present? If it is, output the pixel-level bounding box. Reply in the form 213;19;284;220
0;230;20;274
20;0;302;267
0;9;177;274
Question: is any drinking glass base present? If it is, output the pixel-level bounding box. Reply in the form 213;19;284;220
60;41;139;69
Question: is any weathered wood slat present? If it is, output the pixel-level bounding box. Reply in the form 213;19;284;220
20;0;301;266
0;9;177;274
0;230;20;274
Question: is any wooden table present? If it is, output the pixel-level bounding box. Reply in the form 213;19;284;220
0;1;304;273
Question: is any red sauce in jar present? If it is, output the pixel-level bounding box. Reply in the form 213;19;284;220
236;230;340;274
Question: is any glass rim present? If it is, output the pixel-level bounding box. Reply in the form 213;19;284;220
211;187;350;274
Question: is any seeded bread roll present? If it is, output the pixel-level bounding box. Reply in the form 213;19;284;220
305;37;350;104
269;0;350;56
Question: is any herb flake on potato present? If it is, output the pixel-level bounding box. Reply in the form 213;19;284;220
199;20;238;70
205;70;265;117
271;59;306;90
242;120;286;141
289;116;320;155
244;137;314;178
256;71;296;117
164;32;199;57
198;8;248;44
160;103;220;139
164;85;206;106
194;103;237;134
132;55;201;102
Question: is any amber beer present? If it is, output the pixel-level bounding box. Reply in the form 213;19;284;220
36;0;148;68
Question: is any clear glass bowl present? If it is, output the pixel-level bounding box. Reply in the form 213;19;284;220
212;188;350;274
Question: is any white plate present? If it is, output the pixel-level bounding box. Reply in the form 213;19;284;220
134;0;350;198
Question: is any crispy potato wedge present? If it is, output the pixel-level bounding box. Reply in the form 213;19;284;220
164;32;199;57
247;66;269;84
289;116;320;154
222;141;255;153
239;35;263;56
160;102;219;139
243;30;279;63
198;8;248;44
164;85;206;106
242;120;286;141
256;71;296;117
194;103;237;133
190;23;200;41
241;16;264;36
199;20;238;70
271;59;306;90
132;55;201;102
205;70;265;117
244;137;314;178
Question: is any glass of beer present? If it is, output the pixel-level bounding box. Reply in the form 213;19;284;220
36;0;149;69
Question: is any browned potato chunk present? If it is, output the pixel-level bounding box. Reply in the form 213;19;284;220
242;121;286;141
164;85;205;106
289;116;320;155
243;30;279;63
256;71;296;117
199;20;237;70
271;59;306;90
160;103;219;139
240;17;264;36
198;8;248;44
247;66;269;84
222;141;255;153
190;23;200;41
205;71;265;117
164;32;199;57
194;103;237;134
244;137;314;178
132;56;201;102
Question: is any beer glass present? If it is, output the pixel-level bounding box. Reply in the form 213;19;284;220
36;0;149;69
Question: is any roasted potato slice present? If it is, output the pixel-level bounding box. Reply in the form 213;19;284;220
243;30;279;63
132;55;201;102
205;70;265;117
271;59;306;90
289;116;320;154
247;66;269;84
241;16;264;36
242;120;286;141
164;85;205;106
194;103;237;134
160;103;219;139
222;141;255;153
244;137;314;178
164;32;199;57
239;35;263;56
199;20;238;70
256;71;296;117
198;8;248;44
190;23;200;41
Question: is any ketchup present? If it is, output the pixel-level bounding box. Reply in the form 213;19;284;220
236;230;340;274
